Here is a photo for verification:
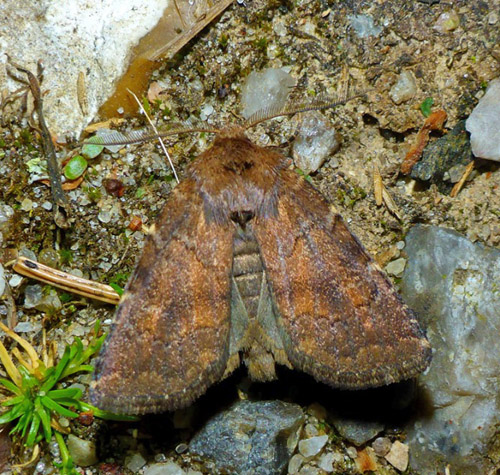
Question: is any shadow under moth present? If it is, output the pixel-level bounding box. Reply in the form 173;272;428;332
90;97;432;415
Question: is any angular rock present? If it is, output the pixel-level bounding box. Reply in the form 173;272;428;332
384;441;409;472
410;120;473;193
330;417;384;446
466;78;500;161
402;225;500;474
241;68;296;119
292;112;340;174
66;434;97;467
190;400;303;475
298;435;328;458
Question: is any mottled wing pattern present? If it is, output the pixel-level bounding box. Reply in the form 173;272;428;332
91;179;234;414
253;170;431;389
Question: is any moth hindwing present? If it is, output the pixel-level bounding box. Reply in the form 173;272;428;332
90;131;431;415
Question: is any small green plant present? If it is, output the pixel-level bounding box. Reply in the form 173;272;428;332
0;320;137;472
420;97;434;117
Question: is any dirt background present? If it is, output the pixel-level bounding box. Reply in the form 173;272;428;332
1;0;499;472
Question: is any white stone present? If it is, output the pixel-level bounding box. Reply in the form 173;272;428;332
0;0;169;138
385;257;406;276
66;435;97;467
241;68;296;119
298;435;328;458
389;70;417;105
384;441;409;472
317;452;335;472
288;453;305;474
126;453;147;472
466;78;500;161
143;462;185;475
292;112;340;174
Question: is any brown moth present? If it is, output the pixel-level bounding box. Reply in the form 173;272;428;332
90;98;432;415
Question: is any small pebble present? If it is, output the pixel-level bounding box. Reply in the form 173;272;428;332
385;257;407;276
66;434;98;467
126;453;147;472
24;284;43;308
348;14;382;38
390;70;417;105
21;198;33;212
317;452;335;472
288;453;305;474
41;201;53;210
434;10;460;32
9;274;23;288
372;436;392;457
14;321;36;333
385;440;409;472
241;68;296;119
304;423;319;438
143;461;185;475
292;112;340;174
396;241;405;250
200;103;214;121
298;434;328;458
346;446;358;459
488;12;498;24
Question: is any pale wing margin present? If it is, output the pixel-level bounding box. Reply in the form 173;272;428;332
91;179;234;414
253;170;431;389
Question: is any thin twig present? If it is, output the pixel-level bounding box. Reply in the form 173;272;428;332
127;88;180;183
6;57;70;228
12;257;120;305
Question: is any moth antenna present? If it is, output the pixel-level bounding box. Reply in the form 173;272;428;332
81;124;221;147
243;91;366;130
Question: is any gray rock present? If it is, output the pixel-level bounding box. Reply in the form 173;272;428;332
401;225;500;474
466;78;500;161
241;68;296;119
410;120;473;193
189;400;304;475
330;416;384;446
292;112;340;174
24;284;43;309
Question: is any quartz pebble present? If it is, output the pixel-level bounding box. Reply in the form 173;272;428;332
317;452;335;472
348;14;382;38
241;68;296;119
288;453;305;474
298;435;328;458
385;257;406;276
66;434;97;467
292;112;340;174
143;462;185;475
466;78;500;161
384;441;409;472
126;453;147;472
389;70;417;105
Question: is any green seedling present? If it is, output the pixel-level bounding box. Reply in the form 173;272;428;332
0;320;137;472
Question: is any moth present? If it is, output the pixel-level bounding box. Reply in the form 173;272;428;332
90;97;432;415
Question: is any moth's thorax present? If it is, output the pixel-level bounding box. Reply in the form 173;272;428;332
188;134;287;224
